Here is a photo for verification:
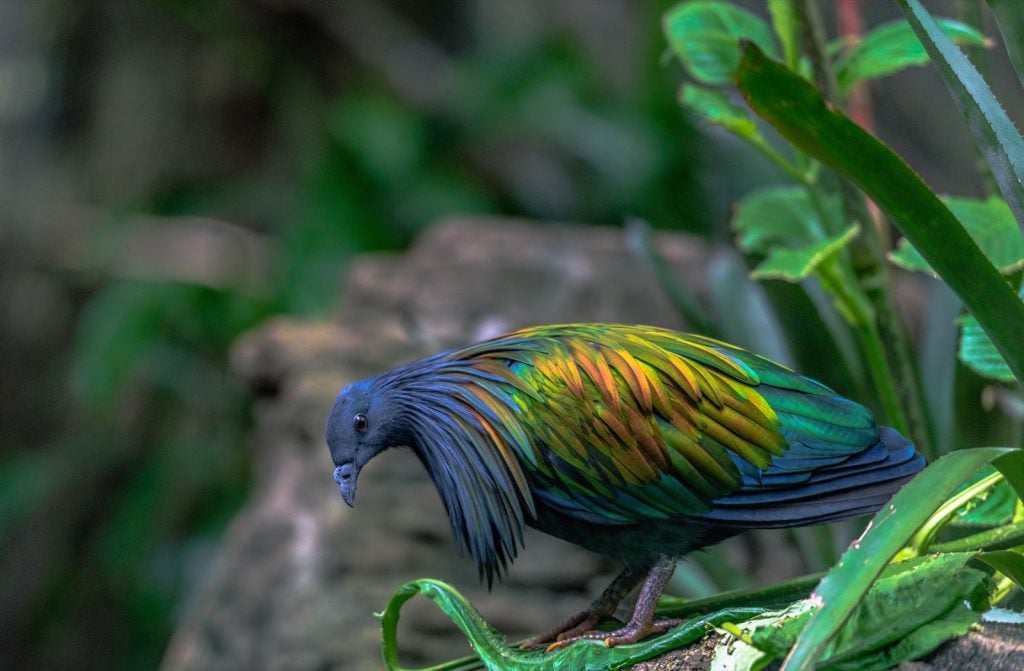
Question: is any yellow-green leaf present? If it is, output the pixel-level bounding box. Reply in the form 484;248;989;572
752;225;859;282
834;18;987;92
664;1;778;86
889;197;1024;275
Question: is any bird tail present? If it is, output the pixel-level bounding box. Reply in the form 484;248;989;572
700;426;925;528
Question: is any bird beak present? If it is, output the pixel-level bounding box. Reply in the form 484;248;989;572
334;463;358;507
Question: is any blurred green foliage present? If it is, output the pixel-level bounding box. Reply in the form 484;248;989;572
2;1;714;669
4;1;1023;669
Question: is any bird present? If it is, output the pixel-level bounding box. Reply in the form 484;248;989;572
324;323;925;648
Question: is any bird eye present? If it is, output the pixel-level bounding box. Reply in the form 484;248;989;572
353;412;369;433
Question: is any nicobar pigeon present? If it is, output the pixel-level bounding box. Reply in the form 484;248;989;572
325;323;925;648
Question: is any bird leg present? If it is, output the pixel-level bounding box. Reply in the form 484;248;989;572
546;555;681;650
521;564;648;649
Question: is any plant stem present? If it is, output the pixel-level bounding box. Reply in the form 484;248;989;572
908;470;1005;555
990;574;1018;606
929;519;1024;553
817;260;909;437
749;136;812;185
794;0;932;456
657;571;825;619
798;170;907;430
736;43;1024;393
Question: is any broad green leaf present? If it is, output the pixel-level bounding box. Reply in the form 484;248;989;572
824;600;980;671
898;0;1024;229
799;554;988;671
834;18;987;92
663;1;777;86
751;225;859;282
732;185;841;253
378;578;765;671
719;554;990;671
769;447;1024;671
889;197;1024;275
679;85;760;141
987;0;1024;90
735;41;1024;384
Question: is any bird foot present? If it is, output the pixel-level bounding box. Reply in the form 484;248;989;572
543;617;681;651
518;610;609;649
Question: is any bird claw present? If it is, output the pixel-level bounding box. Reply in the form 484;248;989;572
519;611;607;649
544;617;682;650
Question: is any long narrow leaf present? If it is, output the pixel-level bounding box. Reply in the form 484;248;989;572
734;42;1024;385
775;447;1024;671
378;578;765;671
897;0;1024;228
986;0;1024;90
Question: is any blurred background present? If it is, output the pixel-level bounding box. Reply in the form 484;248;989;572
0;1;1019;669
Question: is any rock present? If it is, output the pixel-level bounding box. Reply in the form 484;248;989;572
161;217;712;671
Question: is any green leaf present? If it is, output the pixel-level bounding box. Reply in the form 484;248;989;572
958;289;1024;383
767;0;799;70
663;1;777;86
987;0;1024;90
806;554;989;670
898;0;1024;229
889;197;1024;275
719;554;990;671
735;41;1024;385
732;186;841;253
679;86;807;182
825;600;981;671
327;95;426;186
751;225;859;282
378;578;766;671
834;18;987;92
957;283;1024;382
976;550;1024;590
774;447;1024;671
679;85;760;141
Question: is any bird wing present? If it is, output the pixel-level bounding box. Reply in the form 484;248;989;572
460;324;883;526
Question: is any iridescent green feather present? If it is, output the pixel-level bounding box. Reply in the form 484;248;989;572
444;323;863;525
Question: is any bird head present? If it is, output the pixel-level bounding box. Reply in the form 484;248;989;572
324;377;409;507
324;355;531;585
